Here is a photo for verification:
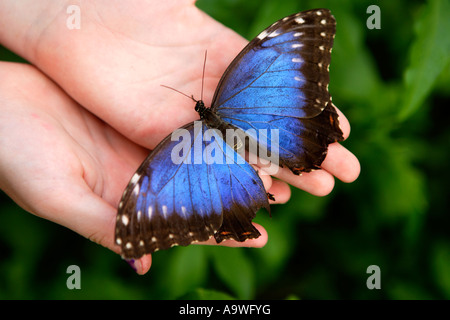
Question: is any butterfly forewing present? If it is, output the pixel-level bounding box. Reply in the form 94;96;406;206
211;9;343;173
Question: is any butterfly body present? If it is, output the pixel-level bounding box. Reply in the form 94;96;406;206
115;9;343;259
196;101;233;136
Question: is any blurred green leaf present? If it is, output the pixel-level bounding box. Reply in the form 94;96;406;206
181;288;236;300
211;247;254;299
434;62;450;94
388;281;435;300
331;4;382;102
284;190;329;222
431;241;450;299
400;0;450;120
376;144;428;220
252;209;293;287
162;246;208;299
246;0;300;39
0;203;51;299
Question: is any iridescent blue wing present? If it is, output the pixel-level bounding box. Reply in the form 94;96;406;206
115;121;269;259
211;9;344;173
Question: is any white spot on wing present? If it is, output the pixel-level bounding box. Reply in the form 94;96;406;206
116;238;122;245
125;242;132;249
121;215;129;226
295;17;305;24
257;30;268;40
321;19;327;25
268;30;280;38
291;43;303;49
293;32;303;37
162;205;168;218
148;206;153;219
132;184;140;196
292;58;302;63
130;173;141;185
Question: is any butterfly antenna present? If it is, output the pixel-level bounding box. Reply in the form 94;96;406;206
201;50;207;101
160;85;197;102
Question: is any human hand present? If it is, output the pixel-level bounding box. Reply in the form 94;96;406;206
0;0;360;274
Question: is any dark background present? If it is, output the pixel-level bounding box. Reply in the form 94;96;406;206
1;0;449;299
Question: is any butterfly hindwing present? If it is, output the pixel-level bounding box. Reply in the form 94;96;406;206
211;9;343;173
115;121;269;259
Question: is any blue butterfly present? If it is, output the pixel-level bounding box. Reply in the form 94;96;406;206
115;9;343;259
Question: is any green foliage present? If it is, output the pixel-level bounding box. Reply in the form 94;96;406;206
401;0;450;120
1;0;449;299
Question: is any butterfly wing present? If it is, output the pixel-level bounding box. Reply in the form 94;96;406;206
115;121;269;259
211;9;344;173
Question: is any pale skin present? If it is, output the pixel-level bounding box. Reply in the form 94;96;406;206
0;0;360;274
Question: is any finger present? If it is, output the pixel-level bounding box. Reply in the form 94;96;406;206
48;183;154;275
131;255;153;275
252;166;292;203
29;178;155;274
267;179;291;204
256;167;273;191
321;142;361;183
334;105;351;140
273;166;336;197
199;223;268;248
40;182;121;254
134;223;268;275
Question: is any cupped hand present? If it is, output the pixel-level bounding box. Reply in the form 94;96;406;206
0;0;360;274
